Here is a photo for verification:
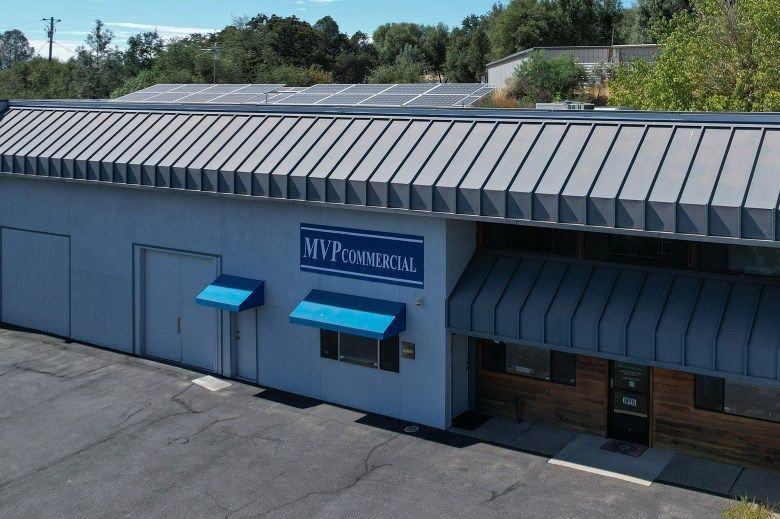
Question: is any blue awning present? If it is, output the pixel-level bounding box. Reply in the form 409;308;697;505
289;289;406;340
195;275;265;312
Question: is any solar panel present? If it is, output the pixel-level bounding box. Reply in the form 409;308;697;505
234;84;286;94
316;94;374;105
203;84;248;94
134;84;184;94
359;94;417;106
176;93;226;103
142;92;189;102
170;84;211;93
207;93;263;104
341;84;394;94
460;96;483;106
426;83;483;95
276;93;333;104
113;92;161;102
384;84;437;95
406;95;475;107
301;84;351;94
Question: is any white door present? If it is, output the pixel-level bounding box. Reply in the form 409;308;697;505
1;228;70;336
233;309;258;381
141;248;219;372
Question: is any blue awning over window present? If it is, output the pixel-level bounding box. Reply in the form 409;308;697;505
195;275;265;312
289;289;406;340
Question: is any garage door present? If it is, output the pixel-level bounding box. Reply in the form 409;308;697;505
1;228;70;336
141;248;219;372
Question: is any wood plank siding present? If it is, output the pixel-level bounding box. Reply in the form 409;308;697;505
652;368;780;470
475;341;609;435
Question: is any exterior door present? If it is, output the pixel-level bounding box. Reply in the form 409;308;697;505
141;248;219;372
451;334;470;419
233;309;258;382
1;228;70;337
609;361;650;445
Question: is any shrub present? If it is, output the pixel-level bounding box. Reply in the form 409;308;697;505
721;497;776;519
506;51;589;103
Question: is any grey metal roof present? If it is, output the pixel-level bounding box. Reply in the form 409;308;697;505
1;103;780;244
448;251;780;387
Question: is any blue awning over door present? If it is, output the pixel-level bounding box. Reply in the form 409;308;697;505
289;289;406;340
195;275;265;312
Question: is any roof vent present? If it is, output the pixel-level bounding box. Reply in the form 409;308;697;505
535;101;595;111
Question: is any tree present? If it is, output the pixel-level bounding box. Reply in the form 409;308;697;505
445;16;491;82
635;0;691;42
70;20;126;98
609;0;780;111
124;31;165;75
506;50;588;103
420;24;450;82
367;55;424;83
373;23;425;65
0;29;35;69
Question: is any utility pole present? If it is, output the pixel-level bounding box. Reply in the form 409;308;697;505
200;42;221;84
43;17;61;63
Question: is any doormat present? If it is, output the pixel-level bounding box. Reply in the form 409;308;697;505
600;439;648;458
452;411;492;431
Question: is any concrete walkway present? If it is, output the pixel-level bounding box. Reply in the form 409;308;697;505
451;415;780;509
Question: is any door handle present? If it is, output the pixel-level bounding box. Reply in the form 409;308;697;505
177;317;181;334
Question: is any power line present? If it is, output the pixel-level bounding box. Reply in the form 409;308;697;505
200;42;221;84
54;41;76;56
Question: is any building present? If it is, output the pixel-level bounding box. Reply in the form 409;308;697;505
485;45;659;88
0;97;778;470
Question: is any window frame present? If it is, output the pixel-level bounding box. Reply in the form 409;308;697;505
319;330;399;374
480;341;576;386
694;375;780;424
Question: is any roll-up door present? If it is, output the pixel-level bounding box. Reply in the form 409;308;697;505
1;228;70;337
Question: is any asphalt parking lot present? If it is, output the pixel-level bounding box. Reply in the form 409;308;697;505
0;326;736;518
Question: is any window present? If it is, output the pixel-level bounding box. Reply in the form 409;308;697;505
584;233;691;268
481;341;576;385
695;375;780;423
694;375;724;412
481;224;578;258
319;330;399;373
698;243;780;279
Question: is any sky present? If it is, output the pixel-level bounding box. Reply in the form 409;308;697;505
4;0;500;61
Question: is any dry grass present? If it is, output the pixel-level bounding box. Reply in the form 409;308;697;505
487;89;520;108
721;498;777;519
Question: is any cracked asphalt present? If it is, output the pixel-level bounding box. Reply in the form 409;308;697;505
0;326;734;518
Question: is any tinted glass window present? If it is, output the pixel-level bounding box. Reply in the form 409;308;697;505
505;343;550;380
551;351;577;386
320;329;338;360
339;333;378;369
379;336;400;373
482;341;506;372
698;243;727;272
694;375;724;412
724;381;780;423
728;246;780;277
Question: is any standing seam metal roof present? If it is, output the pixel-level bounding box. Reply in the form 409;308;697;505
0;104;779;244
448;251;780;387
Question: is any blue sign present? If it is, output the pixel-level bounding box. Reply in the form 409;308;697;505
300;224;424;288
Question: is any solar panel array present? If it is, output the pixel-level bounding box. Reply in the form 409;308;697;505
113;83;494;108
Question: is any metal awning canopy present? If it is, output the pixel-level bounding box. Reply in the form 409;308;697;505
289;289;406;340
1;103;779;245
195;274;265;312
448;252;780;387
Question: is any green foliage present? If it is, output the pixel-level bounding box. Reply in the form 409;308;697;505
635;0;691;42
0;58;71;98
0;30;35;69
721;497;775;519
609;0;780;111
506;51;589;103
367;55;424;84
445;15;492;83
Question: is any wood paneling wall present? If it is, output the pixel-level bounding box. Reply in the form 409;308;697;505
476;342;608;435
652;368;780;470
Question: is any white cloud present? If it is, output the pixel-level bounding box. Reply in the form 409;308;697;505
27;39;80;61
309;0;341;3
104;22;216;35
